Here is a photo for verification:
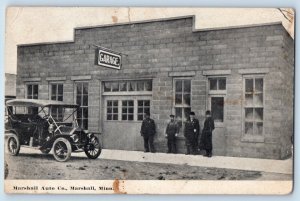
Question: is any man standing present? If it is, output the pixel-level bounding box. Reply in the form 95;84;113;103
184;111;200;155
165;114;179;154
140;112;156;153
200;110;215;157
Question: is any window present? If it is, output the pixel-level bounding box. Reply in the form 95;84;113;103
137;100;150;120
174;79;191;128
244;77;264;135
122;100;134;121
107;100;118;120
50;84;64;121
211;97;224;122
27;84;39;99
76;82;88;130
27;84;39;114
209;77;226;90
208;77;226;123
103;80;152;92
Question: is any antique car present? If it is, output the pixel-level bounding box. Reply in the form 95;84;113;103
5;99;102;162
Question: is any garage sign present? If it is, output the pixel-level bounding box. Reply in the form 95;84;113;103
96;49;122;70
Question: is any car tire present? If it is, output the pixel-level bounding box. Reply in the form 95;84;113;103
40;148;51;154
7;134;20;156
52;138;72;162
84;136;102;159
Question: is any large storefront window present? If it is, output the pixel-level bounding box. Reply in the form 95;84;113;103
244;77;264;135
76;82;88;130
208;77;226;123
174;79;191;128
27;84;39;114
50;83;63;121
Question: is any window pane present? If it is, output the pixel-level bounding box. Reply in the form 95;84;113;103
184;108;191;121
245;108;254;121
219;78;226;90
255;78;263;92
83;83;88;95
137;81;144;91
83;119;88;130
28;85;32;95
104;82;111;92
128;81;136;91
175;80;182;92
245;122;253;135
128;107;134;114
107;101;112;106
57;95;63;101
254;108;263;121
183;80;191;92
112;82;119;92
144;100;150;107
144;107;150;114
128;101;134;107
138;114;144;121
145;80;152;91
51;95;56;101
113;107;118;113
138;107;143;113
107;108;112;113
175;108;182;125
113;114;118;120
76;96;81;105
122;115;127;120
107;114;112;120
211;97;224;122
51;85;57;96
245;94;253;106
210;79;217;90
77;109;82;118
82;95;88;106
119;82;127;91
245;79;253;92
254;93;263;107
83;108;88;118
138;100;143;107
128;114;134;121
113;101;118;107
255;122;263;135
58;84;63;95
122;108;127;113
183;94;191;106
122;101;128;106
76;83;82;94
175;93;182;105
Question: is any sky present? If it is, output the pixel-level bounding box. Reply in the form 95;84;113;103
5;7;294;75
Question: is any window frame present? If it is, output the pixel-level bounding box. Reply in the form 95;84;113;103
207;76;227;126
242;74;265;142
172;78;192;133
49;82;64;121
74;81;89;130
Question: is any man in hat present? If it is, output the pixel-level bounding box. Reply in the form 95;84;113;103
165;114;179;154
140;112;156;153
200;110;215;157
184;111;200;155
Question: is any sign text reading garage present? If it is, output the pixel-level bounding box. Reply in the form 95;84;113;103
97;49;122;70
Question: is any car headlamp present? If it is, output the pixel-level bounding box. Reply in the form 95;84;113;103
70;134;79;143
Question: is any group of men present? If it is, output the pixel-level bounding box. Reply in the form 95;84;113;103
140;111;215;157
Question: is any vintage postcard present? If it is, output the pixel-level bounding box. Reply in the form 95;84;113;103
4;7;294;194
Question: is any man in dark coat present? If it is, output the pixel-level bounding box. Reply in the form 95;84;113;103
200;110;215;157
140;112;156;153
184;111;200;155
165;114;179;154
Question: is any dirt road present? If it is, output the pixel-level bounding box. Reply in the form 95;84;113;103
5;152;292;180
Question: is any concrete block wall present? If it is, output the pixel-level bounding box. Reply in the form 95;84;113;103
16;16;294;159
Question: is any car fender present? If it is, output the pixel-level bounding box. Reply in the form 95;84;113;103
41;134;72;149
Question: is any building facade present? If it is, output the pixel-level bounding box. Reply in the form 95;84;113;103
16;16;294;159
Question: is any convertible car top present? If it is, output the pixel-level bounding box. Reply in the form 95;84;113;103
6;99;79;108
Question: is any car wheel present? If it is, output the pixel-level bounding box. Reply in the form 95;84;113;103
40;148;51;154
7;134;20;156
84;136;102;159
52;138;72;162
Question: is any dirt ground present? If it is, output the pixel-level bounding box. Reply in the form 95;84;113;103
5;152;292;180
